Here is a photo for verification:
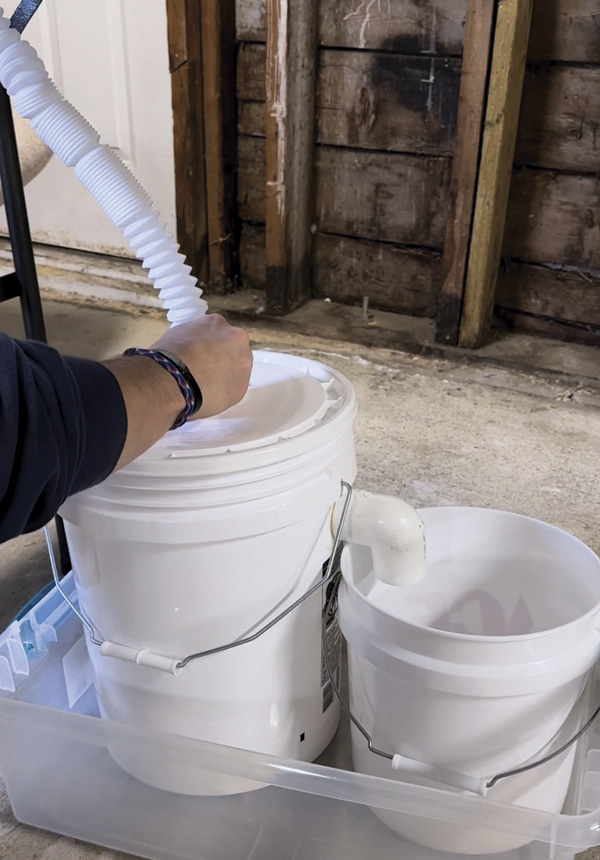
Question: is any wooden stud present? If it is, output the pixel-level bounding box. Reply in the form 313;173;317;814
166;0;208;284
435;0;496;346
265;0;318;314
459;0;535;348
200;0;238;292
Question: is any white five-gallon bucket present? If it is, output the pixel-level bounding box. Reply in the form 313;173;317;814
339;506;600;854
61;351;359;795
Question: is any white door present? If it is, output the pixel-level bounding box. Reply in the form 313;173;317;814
0;0;176;257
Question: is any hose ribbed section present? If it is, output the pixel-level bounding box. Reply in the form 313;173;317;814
0;10;207;323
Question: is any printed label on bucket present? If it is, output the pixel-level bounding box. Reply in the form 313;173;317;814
322;553;342;713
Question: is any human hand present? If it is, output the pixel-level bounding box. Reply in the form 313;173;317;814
151;314;252;419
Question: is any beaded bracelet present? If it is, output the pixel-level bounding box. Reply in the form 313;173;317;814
123;347;203;430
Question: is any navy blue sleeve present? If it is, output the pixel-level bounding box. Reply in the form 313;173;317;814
0;333;127;543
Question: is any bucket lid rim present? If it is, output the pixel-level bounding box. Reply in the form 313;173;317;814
128;350;357;463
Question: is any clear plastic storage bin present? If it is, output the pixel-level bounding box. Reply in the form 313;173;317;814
2;576;600;860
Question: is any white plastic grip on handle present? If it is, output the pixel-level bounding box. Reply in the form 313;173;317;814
100;641;181;676
0;9;207;325
332;489;426;586
392;754;489;797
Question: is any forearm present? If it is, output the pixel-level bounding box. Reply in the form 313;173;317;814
103;355;184;471
0;316;251;545
0;335;127;543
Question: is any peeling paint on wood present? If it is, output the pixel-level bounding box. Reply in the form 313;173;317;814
265;0;288;223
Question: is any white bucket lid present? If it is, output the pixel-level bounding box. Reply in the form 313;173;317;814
62;351;357;536
137;350;355;460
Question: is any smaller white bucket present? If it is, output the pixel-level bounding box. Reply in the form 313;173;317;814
339;507;600;854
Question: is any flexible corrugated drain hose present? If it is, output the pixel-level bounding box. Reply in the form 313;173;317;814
0;9;207;324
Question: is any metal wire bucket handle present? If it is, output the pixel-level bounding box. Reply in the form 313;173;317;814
43;481;356;676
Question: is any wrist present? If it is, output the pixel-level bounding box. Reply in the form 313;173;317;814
102;353;184;471
122;347;203;429
104;354;184;423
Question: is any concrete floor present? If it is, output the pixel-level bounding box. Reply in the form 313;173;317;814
1;295;600;859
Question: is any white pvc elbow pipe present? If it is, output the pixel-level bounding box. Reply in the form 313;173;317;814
0;10;207;325
332;489;426;586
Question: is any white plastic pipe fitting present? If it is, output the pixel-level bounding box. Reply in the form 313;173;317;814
332;489;426;586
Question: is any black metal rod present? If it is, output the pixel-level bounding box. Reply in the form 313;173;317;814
0;85;46;342
0;51;70;572
11;0;45;34
0;271;22;302
55;517;71;576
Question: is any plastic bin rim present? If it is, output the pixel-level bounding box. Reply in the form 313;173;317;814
0;694;599;851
